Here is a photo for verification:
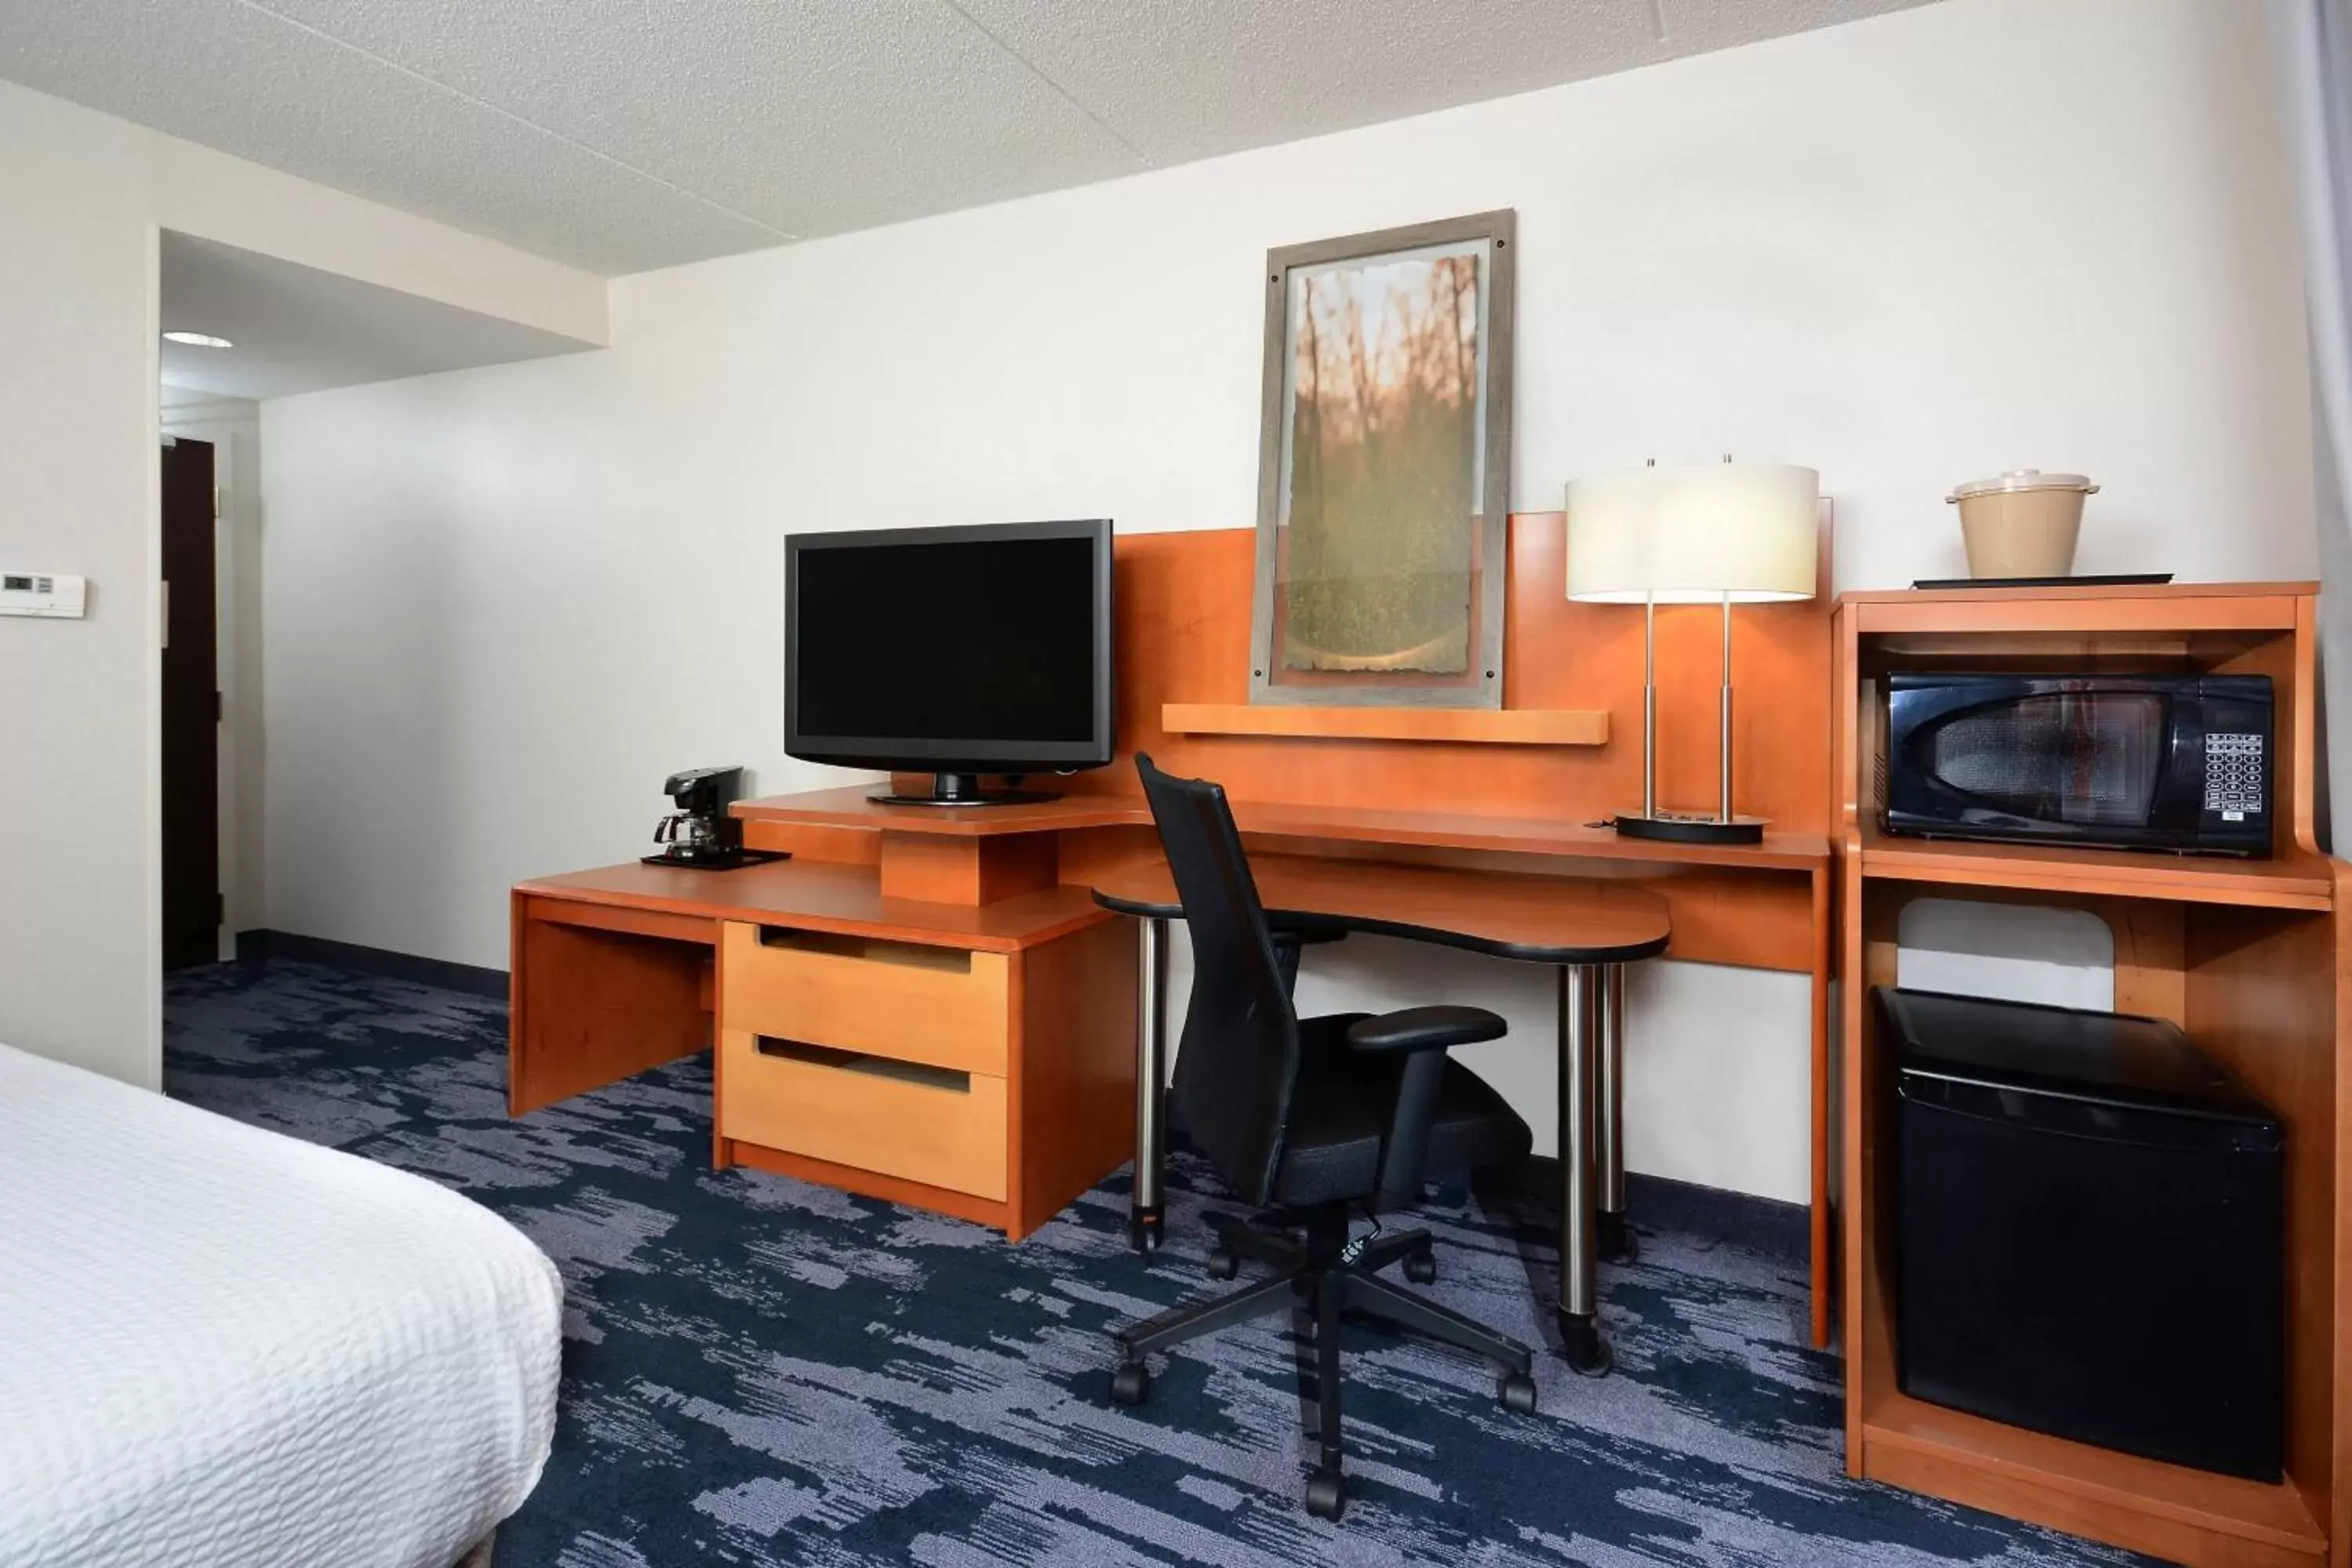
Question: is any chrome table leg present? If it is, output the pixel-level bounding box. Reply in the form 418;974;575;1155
1597;962;1637;1265
1129;916;1171;1253
1556;963;1611;1374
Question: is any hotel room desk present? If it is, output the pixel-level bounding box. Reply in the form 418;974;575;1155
508;859;1136;1240
516;789;1837;1343
1091;853;1671;1370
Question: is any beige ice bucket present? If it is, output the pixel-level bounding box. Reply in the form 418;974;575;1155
1947;470;2098;579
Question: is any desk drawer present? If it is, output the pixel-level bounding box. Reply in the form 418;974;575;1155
719;922;1008;1076
717;1029;1007;1200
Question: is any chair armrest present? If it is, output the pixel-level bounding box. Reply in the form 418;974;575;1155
1269;924;1347;995
1345;1006;1507;1209
1346;1005;1507;1054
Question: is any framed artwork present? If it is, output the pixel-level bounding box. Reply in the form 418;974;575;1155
1248;209;1515;709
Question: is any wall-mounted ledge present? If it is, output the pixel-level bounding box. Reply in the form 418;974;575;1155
1160;702;1608;746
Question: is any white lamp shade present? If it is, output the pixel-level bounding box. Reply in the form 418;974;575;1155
1566;461;1820;604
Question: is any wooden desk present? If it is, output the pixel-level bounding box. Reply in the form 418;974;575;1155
515;511;1838;1324
742;786;1840;1347
1092;855;1669;1372
510;858;1134;1240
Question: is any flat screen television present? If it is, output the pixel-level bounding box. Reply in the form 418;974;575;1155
786;518;1114;806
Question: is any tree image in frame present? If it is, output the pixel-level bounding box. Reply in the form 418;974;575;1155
1281;246;1482;673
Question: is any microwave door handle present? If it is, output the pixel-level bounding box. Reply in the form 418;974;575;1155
2153;695;2206;832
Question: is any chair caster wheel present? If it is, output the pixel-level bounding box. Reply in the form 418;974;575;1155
1304;1466;1347;1521
1206;1247;1238;1281
1498;1370;1537;1415
1109;1362;1151;1407
1403;1250;1436;1285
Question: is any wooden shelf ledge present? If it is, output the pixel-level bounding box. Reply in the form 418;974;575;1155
1860;828;2335;912
1160;702;1607;746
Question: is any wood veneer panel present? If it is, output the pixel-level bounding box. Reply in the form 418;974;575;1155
1853;593;2307;639
741;787;1831;873
1091;853;1669;962
717;1027;1009;1201
1863;1414;2321;1567
721;1139;1012;1234
1012;916;1141;1239
1161;702;1607;746
739;819;880;864
1057;513;1834;833
738;786;1142;837
719;922;1010;1076
1841;581;2317;608
515;861;1114;953
878;830;1058;905
1860;828;2334;912
2187;902;2343;1548
510;892;710;1115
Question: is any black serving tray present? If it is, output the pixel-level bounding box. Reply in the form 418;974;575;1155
1911;572;2173;590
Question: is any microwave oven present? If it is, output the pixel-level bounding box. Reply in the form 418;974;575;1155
1882;673;2273;856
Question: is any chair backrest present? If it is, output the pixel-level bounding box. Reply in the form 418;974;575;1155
1135;753;1300;1207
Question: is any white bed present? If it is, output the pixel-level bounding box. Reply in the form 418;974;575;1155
0;1042;563;1568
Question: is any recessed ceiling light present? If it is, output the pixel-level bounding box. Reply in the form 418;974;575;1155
162;331;233;348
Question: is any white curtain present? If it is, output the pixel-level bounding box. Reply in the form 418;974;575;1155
2271;0;2352;848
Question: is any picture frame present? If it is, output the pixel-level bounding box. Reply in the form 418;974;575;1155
1247;209;1515;709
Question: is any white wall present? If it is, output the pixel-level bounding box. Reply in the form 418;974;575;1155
257;0;2313;1201
0;78;606;1088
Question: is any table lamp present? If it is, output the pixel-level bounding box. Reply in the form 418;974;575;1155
1566;458;1818;844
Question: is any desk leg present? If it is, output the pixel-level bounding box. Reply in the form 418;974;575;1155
1129;916;1171;1254
1556;964;1612;1376
1596;963;1637;1265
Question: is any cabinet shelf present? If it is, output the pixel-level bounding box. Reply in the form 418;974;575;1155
1834;583;2347;1567
1859;827;2333;911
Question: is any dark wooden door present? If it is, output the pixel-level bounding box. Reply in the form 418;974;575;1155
161;437;220;971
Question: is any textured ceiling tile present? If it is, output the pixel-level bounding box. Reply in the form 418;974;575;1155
0;0;786;271
949;0;1669;164
1652;0;1940;56
0;0;1948;274
252;0;1148;241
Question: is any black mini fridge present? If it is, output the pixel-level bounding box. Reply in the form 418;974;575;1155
1880;987;2283;1480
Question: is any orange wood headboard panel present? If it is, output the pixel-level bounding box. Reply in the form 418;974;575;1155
1065;511;1833;835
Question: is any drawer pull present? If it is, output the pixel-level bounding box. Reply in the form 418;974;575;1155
755;927;973;975
720;922;1009;1076
754;1036;971;1094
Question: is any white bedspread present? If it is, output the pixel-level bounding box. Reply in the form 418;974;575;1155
0;1043;562;1568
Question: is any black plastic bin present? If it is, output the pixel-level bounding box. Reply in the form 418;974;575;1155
1880;986;2283;1480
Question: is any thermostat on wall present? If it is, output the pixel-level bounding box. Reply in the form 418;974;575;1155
0;572;87;618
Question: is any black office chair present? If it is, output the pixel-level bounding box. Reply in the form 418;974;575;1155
1106;755;1537;1520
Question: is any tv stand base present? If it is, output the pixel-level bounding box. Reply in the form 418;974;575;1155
872;772;1062;808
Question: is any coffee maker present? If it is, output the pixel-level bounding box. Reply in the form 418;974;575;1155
643;767;786;871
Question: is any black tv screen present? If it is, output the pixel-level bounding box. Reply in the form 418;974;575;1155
786;518;1114;776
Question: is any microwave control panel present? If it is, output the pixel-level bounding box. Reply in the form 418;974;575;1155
2202;732;2265;822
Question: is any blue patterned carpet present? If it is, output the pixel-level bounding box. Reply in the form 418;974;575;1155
163;959;2158;1568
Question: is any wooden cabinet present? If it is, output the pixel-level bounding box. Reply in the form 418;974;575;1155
1832;583;2349;1568
710;906;1138;1240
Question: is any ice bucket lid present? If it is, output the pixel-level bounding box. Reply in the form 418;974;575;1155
1946;468;2099;503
